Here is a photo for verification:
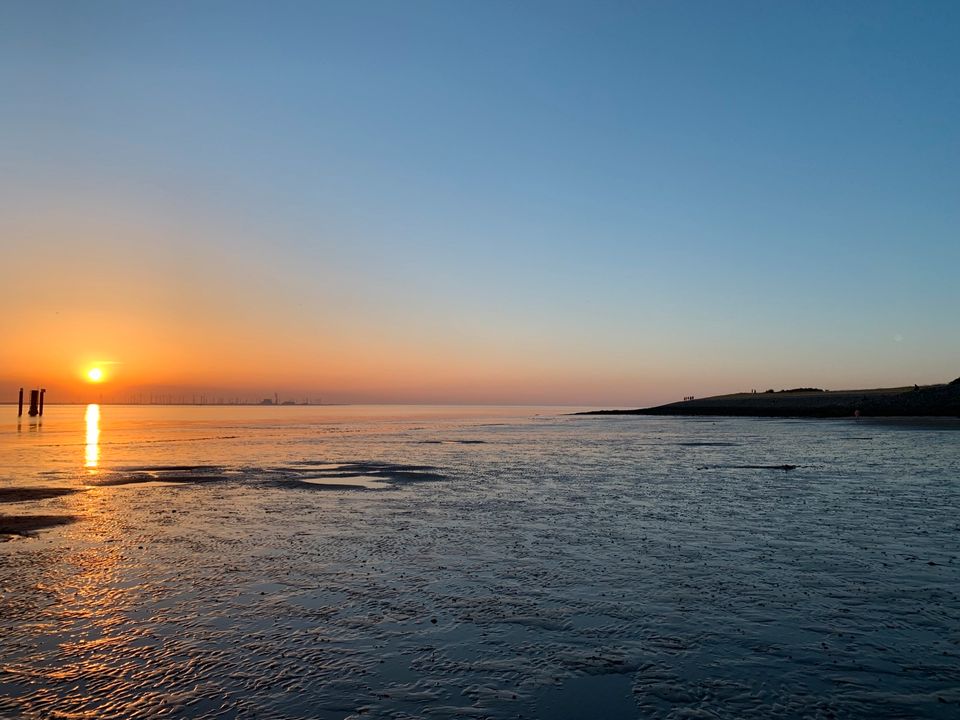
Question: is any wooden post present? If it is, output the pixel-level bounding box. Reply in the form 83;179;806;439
18;388;23;417
28;389;40;417
39;389;46;416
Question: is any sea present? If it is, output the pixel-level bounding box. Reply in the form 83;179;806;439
1;404;958;719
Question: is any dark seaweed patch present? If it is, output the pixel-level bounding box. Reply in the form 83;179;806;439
416;440;487;445
700;464;800;471
676;442;740;447
0;488;81;504
0;514;77;536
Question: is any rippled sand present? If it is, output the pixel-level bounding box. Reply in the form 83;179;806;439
1;407;958;718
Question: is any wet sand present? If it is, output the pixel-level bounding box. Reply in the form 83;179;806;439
0;487;82;538
1;407;958;718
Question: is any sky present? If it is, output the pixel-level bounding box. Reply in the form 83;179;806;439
1;1;958;405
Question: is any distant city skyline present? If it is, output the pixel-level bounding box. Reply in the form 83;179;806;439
2;1;958;405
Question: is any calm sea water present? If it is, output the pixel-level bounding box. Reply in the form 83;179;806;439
1;405;958;719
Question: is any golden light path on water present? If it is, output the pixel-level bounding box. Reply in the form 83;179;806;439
85;403;100;468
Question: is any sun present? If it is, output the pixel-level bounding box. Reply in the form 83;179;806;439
87;367;104;383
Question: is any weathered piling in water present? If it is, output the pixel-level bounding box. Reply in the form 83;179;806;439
18;388;24;417
28;389;40;417
39;389;45;416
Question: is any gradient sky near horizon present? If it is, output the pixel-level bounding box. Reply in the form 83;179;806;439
2;1;958;405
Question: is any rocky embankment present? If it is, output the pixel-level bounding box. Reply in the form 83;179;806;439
583;379;960;418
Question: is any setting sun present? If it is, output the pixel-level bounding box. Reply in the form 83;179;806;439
87;367;104;383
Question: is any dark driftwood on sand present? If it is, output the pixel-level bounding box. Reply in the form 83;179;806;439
582;379;960;418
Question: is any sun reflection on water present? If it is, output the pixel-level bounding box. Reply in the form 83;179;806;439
85;403;100;468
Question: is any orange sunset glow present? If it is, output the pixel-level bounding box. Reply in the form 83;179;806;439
2;6;959;720
0;2;956;408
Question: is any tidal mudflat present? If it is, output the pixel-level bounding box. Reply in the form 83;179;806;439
1;406;958;718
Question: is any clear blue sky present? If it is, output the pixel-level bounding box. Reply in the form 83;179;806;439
1;1;958;404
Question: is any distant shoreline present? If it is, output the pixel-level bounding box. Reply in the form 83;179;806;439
580;379;960;418
0;402;347;407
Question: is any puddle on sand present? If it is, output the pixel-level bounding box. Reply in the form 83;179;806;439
274;461;446;486
89;480;188;489
299;476;391;490
52;460;442;495
118;465;228;472
86;474;231;487
85;466;232;487
288;461;349;470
